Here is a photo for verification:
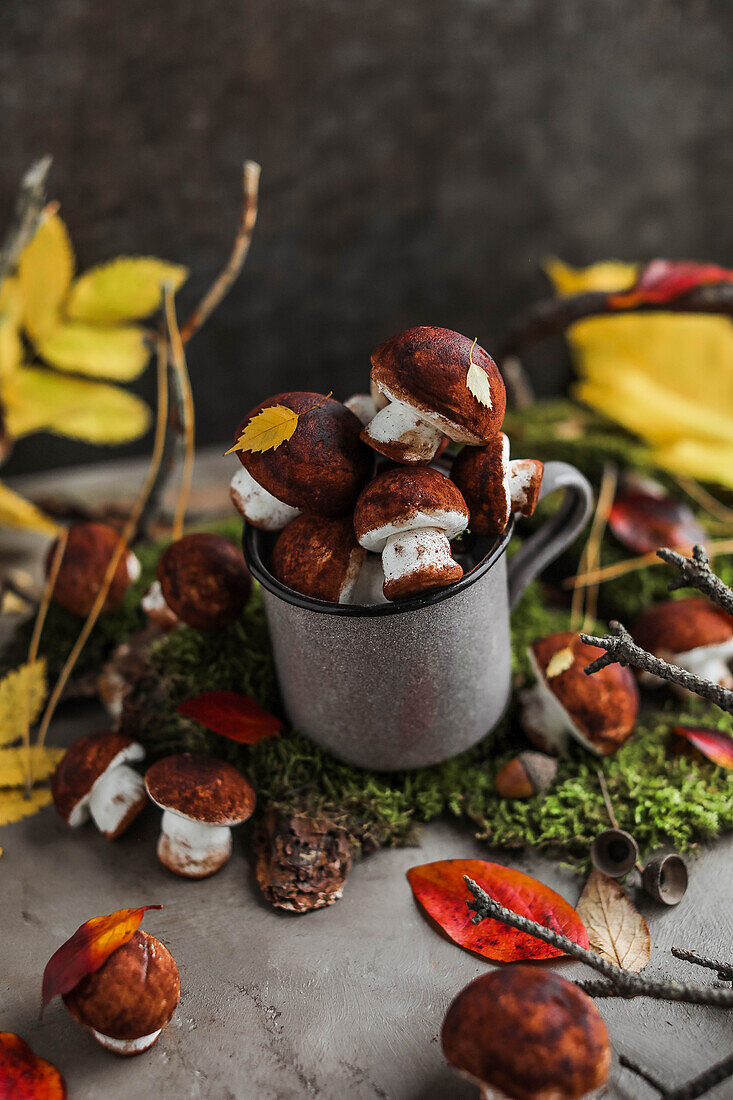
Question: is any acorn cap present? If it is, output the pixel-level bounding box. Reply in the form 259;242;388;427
442;967;611;1100
48;522;139;617
63;931;179;1040
451;433;511;538
642;853;688;905
52;731;144;826
528;632;639;755
145;753;255;826
353;467;469;553
272;514;366;603
632;597;733;656
370;327;506;444
591;828;640;878
235;393;374;516
157;532;251;631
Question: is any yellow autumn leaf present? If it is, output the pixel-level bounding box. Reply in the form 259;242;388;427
66;257;188;324
17;212;74;342
228;404;300;454
0;787;53;826
0;482;60;536
466;337;493;409
4;367;151;444
0;313;22;381
0;746;64;788
544;257;638;297
0;661;47;747
0;275;23;326
37;321;150;381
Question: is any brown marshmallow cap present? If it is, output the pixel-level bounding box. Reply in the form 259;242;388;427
145;753;255;825
52;730;144;823
442;967;611;1100
370;327;506;443
353;467;469;551
632;597;733;655
157;532;251;631
451;434;511;537
235;393;374;516
531;632;639;755
47;522;135;616
509;458;544;517
63;931;180;1041
272;514;365;602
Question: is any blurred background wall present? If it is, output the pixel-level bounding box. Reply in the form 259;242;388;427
1;0;731;473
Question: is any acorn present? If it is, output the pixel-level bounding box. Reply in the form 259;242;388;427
495;751;557;799
157;532;251;631
47;522;140;617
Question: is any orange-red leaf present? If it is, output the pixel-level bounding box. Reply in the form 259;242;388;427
609;489;705;555
41;905;161;1011
673;725;733;769
0;1033;66;1099
609;259;733;309
177;691;282;744
407;859;589;962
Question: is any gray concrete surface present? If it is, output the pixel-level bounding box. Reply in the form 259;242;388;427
2;453;733;1098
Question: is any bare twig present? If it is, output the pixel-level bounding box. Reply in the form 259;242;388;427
580;621;733;715
464;877;733;1007
163;286;194;541
570;463;616;632
658;544;733;617
620;1052;733;1100
0;156;52;283
564;538;733;590
671;948;733;984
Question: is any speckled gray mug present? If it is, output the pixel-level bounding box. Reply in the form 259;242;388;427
243;461;592;771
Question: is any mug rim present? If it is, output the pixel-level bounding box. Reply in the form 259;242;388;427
242;517;515;618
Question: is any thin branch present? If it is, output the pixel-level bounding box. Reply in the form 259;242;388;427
564;538;733;590
674;476;733;528
570;463;616;633
621;1052;733;1100
671;948;733;984
464;877;733;1007
580;621;733;715
0;156;52;283
658;544;733;617
163;285;194;541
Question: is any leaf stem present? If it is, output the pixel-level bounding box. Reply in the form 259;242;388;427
164;285;194;541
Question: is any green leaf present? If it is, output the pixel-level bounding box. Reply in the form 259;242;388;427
17;213;74;342
66;257;188;323
38;321;150;381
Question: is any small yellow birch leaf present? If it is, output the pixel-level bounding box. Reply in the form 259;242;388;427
227;405;300;455
66;257;188;323
4;367;151;444
0;660;47;747
37;321;150;381
576;870;650;972
0;787;53;826
17;212;74;342
0;313;22;381
0;746;65;788
466;337;493;409
545;646;574;679
0;275;23;326
0;482;60;537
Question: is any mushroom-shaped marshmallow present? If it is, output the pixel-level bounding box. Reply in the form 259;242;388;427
52;731;146;840
343;382;388;426
353;467;469;601
157;532;251;631
232;393;374;530
451;433;544;537
272;514;366;604
63;931;180;1055
47;522;140;617
442;967;610;1100
631;597;733;690
140;580;180;632
519;632;639;756
145;753;255;878
362;327;506;464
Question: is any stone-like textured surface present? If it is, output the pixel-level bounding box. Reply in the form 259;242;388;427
3;1;733;472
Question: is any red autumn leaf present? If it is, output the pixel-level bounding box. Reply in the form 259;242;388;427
0;1033;66;1099
608;490;705;556
177;691;282;744
41;905;161;1012
407;859;589;962
609;259;733;309
673;725;733;769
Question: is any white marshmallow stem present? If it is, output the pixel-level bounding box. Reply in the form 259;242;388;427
363;400;446;463
92;1028;161;1055
230;466;300;532
348;554;389;606
344;393;380;427
381;527;456;589
88;764;145;838
127;553;141;584
158;809;232;878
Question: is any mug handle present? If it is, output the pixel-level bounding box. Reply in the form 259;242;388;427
507;461;594;611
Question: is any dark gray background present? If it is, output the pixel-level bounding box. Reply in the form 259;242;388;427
2;0;731;473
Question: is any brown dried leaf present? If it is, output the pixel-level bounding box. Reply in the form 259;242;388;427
576;869;650;972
